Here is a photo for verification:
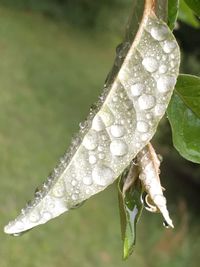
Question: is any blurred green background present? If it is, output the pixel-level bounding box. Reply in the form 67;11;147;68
0;1;200;267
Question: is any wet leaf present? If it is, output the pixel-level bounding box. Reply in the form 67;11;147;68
4;3;180;235
118;165;143;260
168;0;179;30
168;94;200;164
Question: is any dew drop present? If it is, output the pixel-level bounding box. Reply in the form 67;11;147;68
131;83;145;96
110;140;128;156
71;193;79;201
110;124;125;138
83;176;93;186
138;94;156;110
92;165;115;186
159;65;168;74
71;180;77;186
98;152;105;160
163;220;170;229
82;130;98;150
137;121;149;133
52;182;65;198
163;40;176;53
92;115;105;132
89;155;97;165
157;75;176;93
150;25;168;41
142;57;159;72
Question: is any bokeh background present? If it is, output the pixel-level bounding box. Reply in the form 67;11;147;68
0;1;200;267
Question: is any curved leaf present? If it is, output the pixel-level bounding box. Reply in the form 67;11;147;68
179;0;200;28
4;4;180;235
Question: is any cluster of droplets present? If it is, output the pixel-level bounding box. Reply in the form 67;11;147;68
4;15;179;235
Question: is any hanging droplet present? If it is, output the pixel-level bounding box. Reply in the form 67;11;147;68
163;220;170;229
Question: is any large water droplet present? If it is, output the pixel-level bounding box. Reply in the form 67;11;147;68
92;115;105;132
142;57;159;72
110;124;125;138
131;83;145;96
163;40;176;53
137;121;149;133
110;140;128;156
92;165;115;186
150;25;168;41
83;130;98;150
157;76;176;93
138;94;156;110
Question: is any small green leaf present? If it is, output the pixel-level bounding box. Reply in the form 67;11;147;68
168;0;179;30
179;0;200;28
118;168;143;260
168;74;200;163
184;0;200;17
175;74;200;118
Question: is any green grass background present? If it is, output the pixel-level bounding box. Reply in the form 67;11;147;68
0;4;200;267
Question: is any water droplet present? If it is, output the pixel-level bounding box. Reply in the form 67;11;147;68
150;25;168;41
138;94;156;110
92;165;115;186
83;176;93;186
163;40;176;53
92;115;105;132
137;121;149;133
141;133;149;141
131;83;145;96
89;155;97;165
110;124;125;138
71;179;77;186
52;182;65;198
83;130;98;150
157;76;176;93
110;140;128;156
142;57;159;72
42;211;52;221
159;65;168;74
163;220;170;229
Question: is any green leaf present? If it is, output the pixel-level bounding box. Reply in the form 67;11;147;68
184;0;200;17
175;74;200;117
168;74;200;163
168;0;179;30
178;0;200;28
118;168;143;260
